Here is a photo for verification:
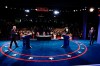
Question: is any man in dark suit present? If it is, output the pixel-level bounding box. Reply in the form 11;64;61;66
88;27;95;45
9;26;18;48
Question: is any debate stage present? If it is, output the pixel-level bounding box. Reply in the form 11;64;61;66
0;40;100;66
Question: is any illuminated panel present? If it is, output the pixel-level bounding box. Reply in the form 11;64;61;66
35;7;49;12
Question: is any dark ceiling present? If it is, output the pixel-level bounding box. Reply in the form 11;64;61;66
0;0;100;8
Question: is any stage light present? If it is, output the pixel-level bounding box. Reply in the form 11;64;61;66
76;10;78;11
54;10;60;15
54;16;56;17
26;15;28;16
82;9;85;11
98;8;100;9
35;9;37;11
73;10;76;12
89;7;94;12
48;9;51;11
20;19;21;22
5;6;8;8
25;9;30;13
29;19;32;22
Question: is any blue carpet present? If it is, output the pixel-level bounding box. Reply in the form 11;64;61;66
0;40;100;66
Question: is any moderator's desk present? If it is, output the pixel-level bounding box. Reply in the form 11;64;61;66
37;35;52;40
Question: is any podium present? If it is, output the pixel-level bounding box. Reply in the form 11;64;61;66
22;35;31;49
62;35;69;48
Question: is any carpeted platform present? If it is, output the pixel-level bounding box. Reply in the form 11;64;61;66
0;40;100;66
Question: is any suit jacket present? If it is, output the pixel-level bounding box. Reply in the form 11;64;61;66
11;29;17;38
89;29;95;38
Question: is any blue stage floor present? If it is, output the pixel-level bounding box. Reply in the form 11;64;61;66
0;40;100;66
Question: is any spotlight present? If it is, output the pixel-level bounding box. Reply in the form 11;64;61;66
54;16;56;17
54;10;60;15
35;9;37;11
20;19;21;22
25;9;30;13
5;6;8;8
89;7;95;12
98;8;100;10
82;9;85;11
29;19;32;22
76;10;78;11
73;10;76;12
85;7;87;8
49;9;53;11
26;15;28;16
